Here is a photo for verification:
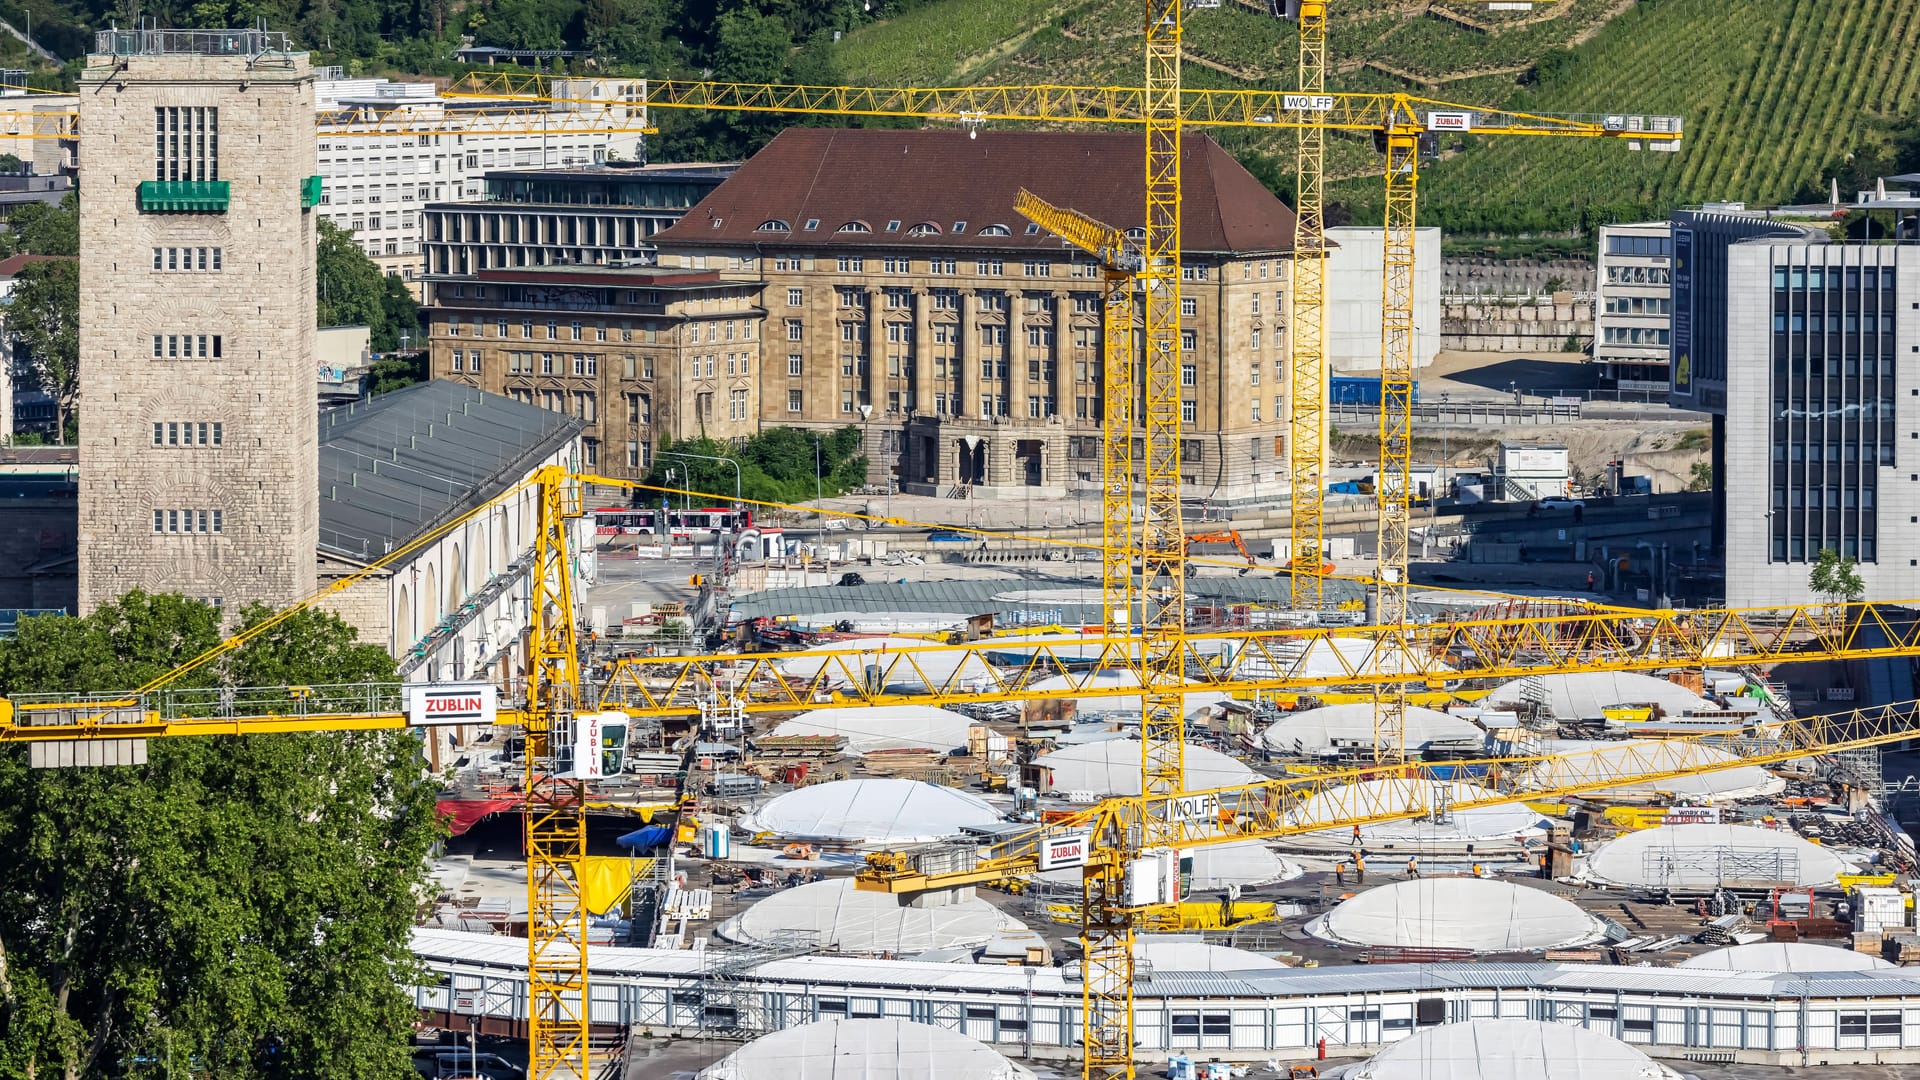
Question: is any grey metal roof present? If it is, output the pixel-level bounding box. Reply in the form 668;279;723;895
729;575;1369;626
318;381;581;562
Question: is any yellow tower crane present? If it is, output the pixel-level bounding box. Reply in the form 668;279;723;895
1012;189;1141;646
1286;0;1331;602
4;470;1907;1080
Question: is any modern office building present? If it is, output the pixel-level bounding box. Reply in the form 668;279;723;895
1323;226;1441;374
314;76;648;279
421;266;767;479
76;28;321;614
647;127;1298;500
420;164;732;277
1593;222;1674;391
1721;240;1920;606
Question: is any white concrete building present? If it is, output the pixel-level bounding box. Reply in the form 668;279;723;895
1593;221;1674;391
1722;240;1920;606
1324;226;1441;373
315;76;646;280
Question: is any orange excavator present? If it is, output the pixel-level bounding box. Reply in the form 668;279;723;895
1186;530;1258;571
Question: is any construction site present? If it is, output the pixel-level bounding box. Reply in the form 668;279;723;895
16;11;1920;1080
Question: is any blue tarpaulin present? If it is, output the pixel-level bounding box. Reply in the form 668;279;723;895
616;824;673;850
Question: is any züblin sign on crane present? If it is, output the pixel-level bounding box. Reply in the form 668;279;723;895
406;683;498;726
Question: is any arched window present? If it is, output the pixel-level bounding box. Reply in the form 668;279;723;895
906;222;941;237
756;219;791;232
977;223;1013;237
836;220;873;233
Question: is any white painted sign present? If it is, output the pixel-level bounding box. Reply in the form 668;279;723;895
1427;111;1473;132
1662;806;1722;825
1171;793;1219;825
573;711;606;780
1039;831;1094;871
1284;94;1336;113
453;991;481;1013
407;683;497;726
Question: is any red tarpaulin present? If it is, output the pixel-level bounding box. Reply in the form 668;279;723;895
437;798;519;837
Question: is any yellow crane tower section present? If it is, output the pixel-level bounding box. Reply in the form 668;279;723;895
1288;0;1330;606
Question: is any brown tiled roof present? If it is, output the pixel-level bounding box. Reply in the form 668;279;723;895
0;253;68;279
654;128;1296;256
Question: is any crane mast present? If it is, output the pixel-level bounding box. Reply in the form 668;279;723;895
1289;0;1330;608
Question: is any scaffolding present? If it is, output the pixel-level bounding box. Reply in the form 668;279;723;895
1639;846;1801;889
691;931;819;1039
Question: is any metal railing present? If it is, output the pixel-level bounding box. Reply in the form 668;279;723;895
95;28;295;57
12;681;406;725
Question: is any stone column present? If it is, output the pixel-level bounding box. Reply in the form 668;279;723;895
959;290;980;419
1008;292;1029;419
864;286;881;410
912;289;932;416
1051;290;1072;414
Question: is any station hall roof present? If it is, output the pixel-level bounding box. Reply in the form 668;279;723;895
318;381;581;563
654;128;1299;255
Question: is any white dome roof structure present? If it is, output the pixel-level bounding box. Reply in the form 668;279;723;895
1348;1019;1678;1080
1024;670;1228;717
695;1018;1036;1080
1679;942;1895;971
1039;840;1300;891
738;779;1002;845
1528;739;1784;799
1034;738;1255;796
718;878;1023;955
1133;940;1289;972
771;705;977;756
1279;636;1455;679
1486;672;1709;723
1314;878;1607;952
1283;779;1546;850
1263;704;1484;756
777;636;994;689
1585;824;1849;889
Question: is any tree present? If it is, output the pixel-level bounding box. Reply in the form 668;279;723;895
0;593;436;1080
3;194;78;258
1810;547;1865;605
647;426;868;506
316;220;421;353
4;259;78;442
1686;460;1712;491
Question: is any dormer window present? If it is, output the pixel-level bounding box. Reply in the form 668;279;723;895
837;220;872;233
757;219;791;232
1125;227;1147;240
907;222;941;237
978;223;1012;237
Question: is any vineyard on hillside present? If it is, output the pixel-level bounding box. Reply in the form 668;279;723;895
833;0;1920;235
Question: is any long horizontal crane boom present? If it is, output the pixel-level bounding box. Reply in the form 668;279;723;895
856;697;1920;895
445;74;1682;142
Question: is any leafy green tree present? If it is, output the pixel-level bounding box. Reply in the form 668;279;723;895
470;0;576;50
316;219;421;352
0;594;435;1080
1810;547;1866;605
647;426;868;506
3;193;78;258
712;9;792;82
4;258;78;441
584;0;676;67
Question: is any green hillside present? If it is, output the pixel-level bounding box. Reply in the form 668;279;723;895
833;0;1920;234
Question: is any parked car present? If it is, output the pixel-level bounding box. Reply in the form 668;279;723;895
1537;496;1585;511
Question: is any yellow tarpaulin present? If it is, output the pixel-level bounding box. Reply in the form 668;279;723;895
567;856;654;916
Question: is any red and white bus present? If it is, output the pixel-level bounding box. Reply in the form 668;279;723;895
593;506;752;537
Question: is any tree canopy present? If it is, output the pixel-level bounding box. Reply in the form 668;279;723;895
648;425;867;508
1;193;77;259
316;219;422;353
3;258;78;442
0;593;438;1080
1809;547;1866;605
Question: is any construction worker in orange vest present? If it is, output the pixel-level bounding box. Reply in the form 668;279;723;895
1406;856;1419;878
